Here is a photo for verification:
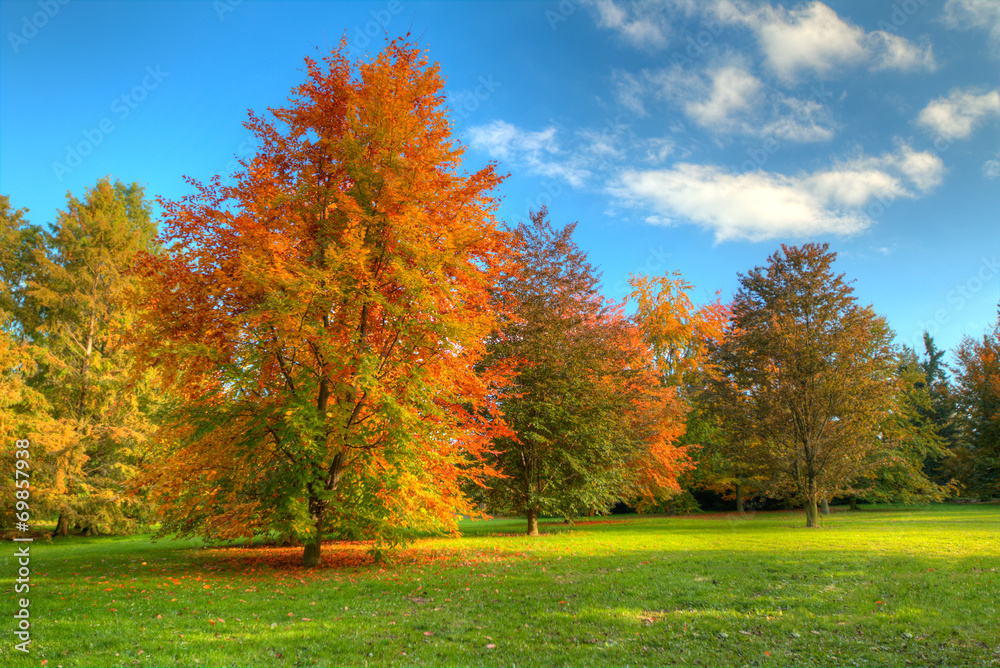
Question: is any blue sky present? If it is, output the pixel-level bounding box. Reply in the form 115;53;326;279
2;0;998;358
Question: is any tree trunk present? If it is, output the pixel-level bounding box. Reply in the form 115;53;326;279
849;496;858;511
55;513;70;536
821;498;830;515
735;482;745;514
805;497;819;527
302;489;329;567
526;508;539;536
302;540;322;567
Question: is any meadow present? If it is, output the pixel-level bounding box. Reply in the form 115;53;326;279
2;504;997;667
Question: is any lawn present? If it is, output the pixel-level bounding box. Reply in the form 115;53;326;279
2;504;998;667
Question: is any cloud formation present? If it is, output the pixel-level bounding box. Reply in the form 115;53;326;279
917;88;1000;140
617;63;836;142
941;0;1000;49
589;0;676;50
611;143;943;242
468;121;591;187
714;1;936;80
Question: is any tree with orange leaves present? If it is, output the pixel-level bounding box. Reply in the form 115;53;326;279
952;314;1000;499
134;39;511;566
625;272;730;509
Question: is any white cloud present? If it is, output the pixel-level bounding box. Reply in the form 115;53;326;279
716;1;935;81
684;66;762;128
590;0;672;50
942;0;1000;47
983;159;1000;179
614;70;648;116
627;63;836;142
866;31;936;72
889;144;945;192
643;137;676;164
760;95;836;142
610;143;943;242
917;88;1000;140
468;120;590;187
755;2;866;80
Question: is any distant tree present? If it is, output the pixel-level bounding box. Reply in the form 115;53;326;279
0;195;43;339
479;209;691;534
913;332;963;486
626;272;728;510
952;316;1000;499
134;40;512;565
849;348;956;504
709;243;898;527
27;177;160;535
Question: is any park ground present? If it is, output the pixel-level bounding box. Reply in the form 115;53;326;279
1;504;998;667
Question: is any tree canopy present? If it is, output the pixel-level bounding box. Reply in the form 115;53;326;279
708;243;899;526
133;39;512;565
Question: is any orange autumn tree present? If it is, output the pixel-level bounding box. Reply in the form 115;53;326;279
625;272;729;508
135;39;511;566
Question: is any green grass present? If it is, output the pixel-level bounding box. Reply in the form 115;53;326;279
2;504;998;667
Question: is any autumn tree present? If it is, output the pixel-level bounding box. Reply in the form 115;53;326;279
134;39;511;566
479;209;633;534
625;272;728;510
0;195;43;339
28;178;160;534
952;315;1000;499
710;243;898;527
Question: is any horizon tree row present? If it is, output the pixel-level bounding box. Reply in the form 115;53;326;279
2;40;996;558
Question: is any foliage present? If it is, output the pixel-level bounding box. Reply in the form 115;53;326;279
625;272;728;510
134;39;512;565
1;180;158;535
0;195;43;339
952;314;1000;499
853;348;957;504
708;243;899;526
479;208;672;533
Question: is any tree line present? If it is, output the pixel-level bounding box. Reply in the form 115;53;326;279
2;40;997;565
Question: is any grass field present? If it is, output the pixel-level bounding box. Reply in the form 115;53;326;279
2;504;998;667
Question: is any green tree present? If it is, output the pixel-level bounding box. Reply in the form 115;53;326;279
710;243;898;527
480;208;664;535
0;195;43;339
850;348;956;504
27;177;160;534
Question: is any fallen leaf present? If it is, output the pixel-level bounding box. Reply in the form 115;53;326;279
486;643;496;649
423;631;434;636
